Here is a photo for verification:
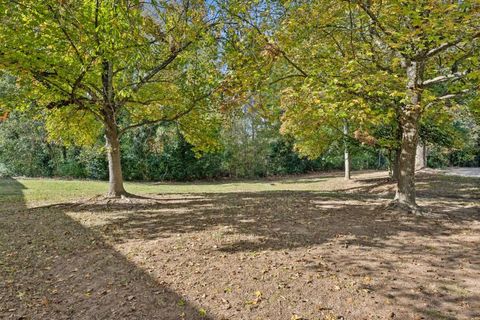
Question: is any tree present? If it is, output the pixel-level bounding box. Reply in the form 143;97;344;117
0;0;222;197
219;1;364;180
350;1;479;211
223;0;480;212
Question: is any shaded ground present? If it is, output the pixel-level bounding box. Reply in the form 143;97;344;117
1;171;479;319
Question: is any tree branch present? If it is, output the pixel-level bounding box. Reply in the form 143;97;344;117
45;97;89;109
437;89;472;101
118;90;215;136
355;1;391;36
422;70;469;87
45;99;75;109
46;4;85;65
131;43;191;92
425;89;474;108
118;105;195;136
228;10;309;77
426;32;480;58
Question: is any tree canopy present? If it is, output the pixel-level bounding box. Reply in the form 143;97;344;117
0;0;224;195
218;0;480;211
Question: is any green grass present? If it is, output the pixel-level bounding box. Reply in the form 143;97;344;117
0;173;349;207
4;170;476;208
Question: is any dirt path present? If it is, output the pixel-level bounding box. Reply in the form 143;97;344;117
444;167;480;178
1;172;479;320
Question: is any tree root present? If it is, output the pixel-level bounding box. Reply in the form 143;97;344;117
81;193;161;205
385;200;423;215
103;191;157;199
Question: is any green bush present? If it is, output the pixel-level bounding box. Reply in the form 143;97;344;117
1;111;476;181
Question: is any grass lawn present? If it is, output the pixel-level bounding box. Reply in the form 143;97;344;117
0;171;383;208
0;171;479;319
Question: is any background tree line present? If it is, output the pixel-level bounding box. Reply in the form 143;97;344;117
1;109;478;181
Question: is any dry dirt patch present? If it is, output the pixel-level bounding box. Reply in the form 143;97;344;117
1;172;479;319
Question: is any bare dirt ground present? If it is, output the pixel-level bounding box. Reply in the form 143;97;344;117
1;171;479;320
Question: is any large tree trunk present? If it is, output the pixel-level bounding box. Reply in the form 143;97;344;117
395;110;420;207
394;61;424;211
101;60;128;198
390;110;403;182
392;147;401;181
104;114;127;198
343;122;351;180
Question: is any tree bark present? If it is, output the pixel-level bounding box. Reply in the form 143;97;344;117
390;109;403;182
392;147;401;182
395;110;420;207
343;122;351;180
104;113;127;197
394;61;423;210
100;59;128;198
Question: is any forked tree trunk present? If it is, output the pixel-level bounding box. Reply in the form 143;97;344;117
343;122;351;180
104;114;127;197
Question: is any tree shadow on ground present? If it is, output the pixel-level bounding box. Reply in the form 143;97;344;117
336;172;479;202
0;177;27;212
416;173;480;200
55;174;479;250
6;173;480;319
35;172;479;319
0;180;213;320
